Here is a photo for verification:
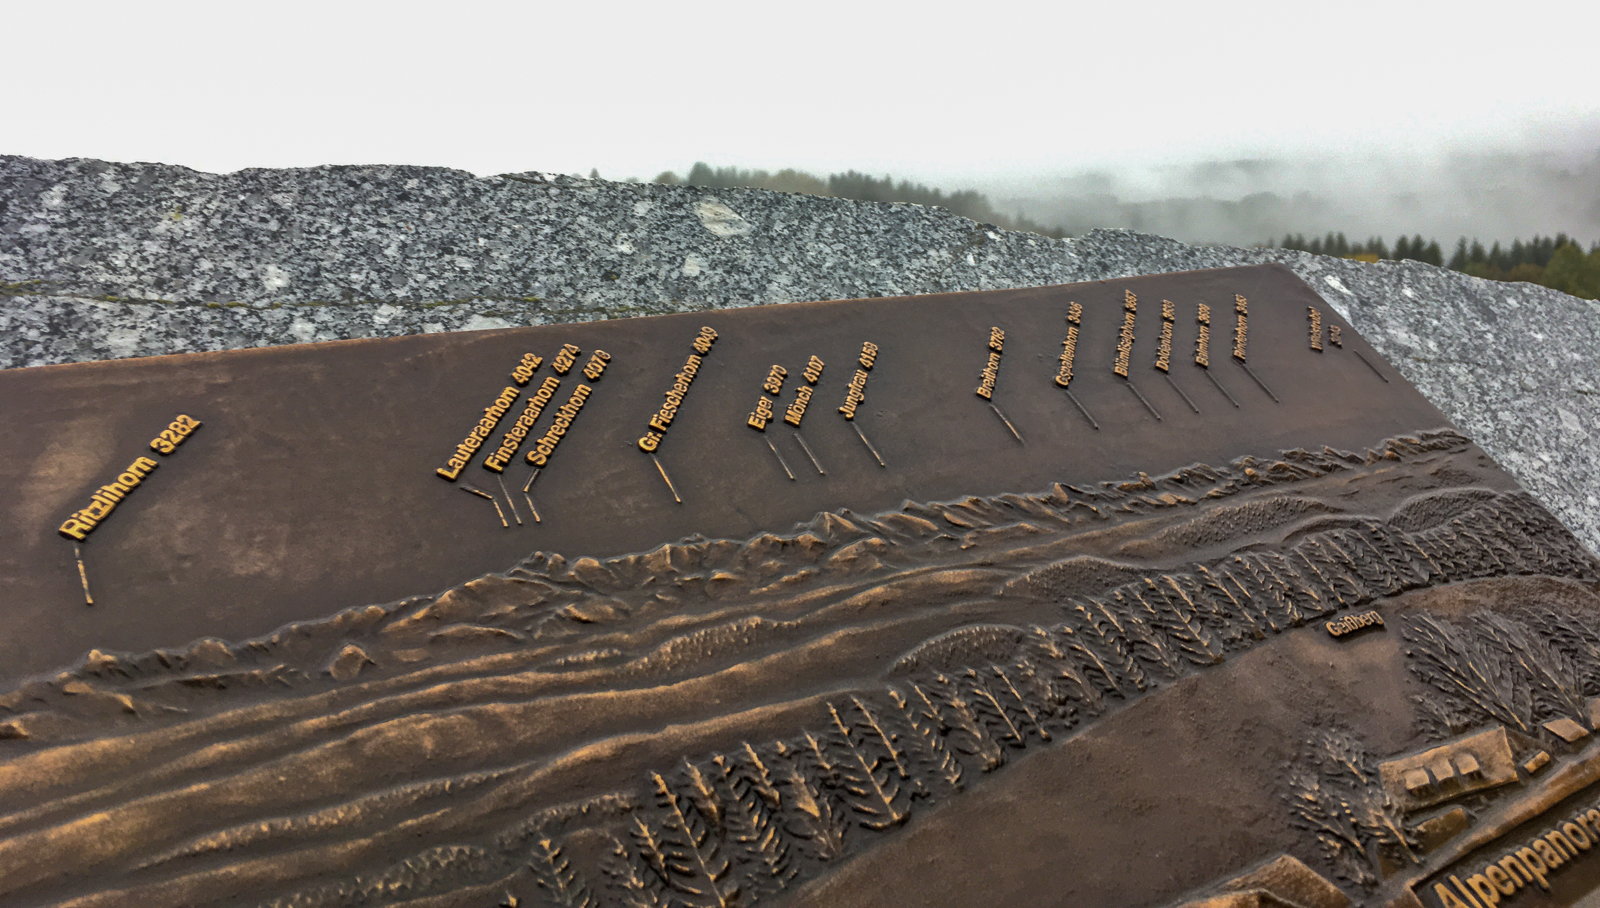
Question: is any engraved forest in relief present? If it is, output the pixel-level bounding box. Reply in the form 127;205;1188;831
2;430;1600;908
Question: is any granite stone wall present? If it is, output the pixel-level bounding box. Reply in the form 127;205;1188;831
3;154;1596;552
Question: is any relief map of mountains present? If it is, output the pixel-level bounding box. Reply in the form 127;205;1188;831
2;264;1599;908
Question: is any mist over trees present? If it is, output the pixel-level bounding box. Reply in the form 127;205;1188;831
632;150;1600;299
1279;233;1446;265
984;152;1600;250
1277;232;1600;299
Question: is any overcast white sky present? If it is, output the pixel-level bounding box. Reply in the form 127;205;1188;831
3;1;1597;184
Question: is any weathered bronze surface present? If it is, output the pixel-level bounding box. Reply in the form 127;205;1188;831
1;264;1598;907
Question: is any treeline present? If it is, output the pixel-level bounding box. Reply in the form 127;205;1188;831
651;163;1065;237
1277;231;1600;300
1279;232;1445;265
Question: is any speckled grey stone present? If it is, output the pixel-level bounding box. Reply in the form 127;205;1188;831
3;155;1596;554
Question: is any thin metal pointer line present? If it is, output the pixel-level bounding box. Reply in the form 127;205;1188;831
1124;378;1162;421
521;467;542;523
1064;390;1099;430
1162;372;1200;414
989;403;1024;443
462;485;509;527
1238;361;1280;402
1202;367;1240;408
496;474;522;525
851;421;886;467
652;455;682;504
795;432;826;475
1353;350;1390;382
766;437;796;480
75;544;93;606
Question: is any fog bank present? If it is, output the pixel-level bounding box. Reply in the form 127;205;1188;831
986;151;1600;247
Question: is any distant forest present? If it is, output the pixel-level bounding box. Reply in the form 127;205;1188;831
649;163;1066;238
635;163;1599;300
1277;232;1600;299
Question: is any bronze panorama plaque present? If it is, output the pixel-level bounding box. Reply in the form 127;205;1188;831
2;263;1598;908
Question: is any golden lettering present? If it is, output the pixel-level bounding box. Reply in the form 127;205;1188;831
1464;873;1500;906
838;342;878;419
1056;324;1080;388
526;384;593;467
1534;839;1562;869
1155;302;1174;373
639;330;716;452
1325;609;1385;637
1546;830;1578;861
551;343;581;375
148;414;202;455
1308;306;1324;351
748;396;774;431
761;364;788;396
1515;847;1550;889
1498;854;1533;890
581;349;611;381
1421;797;1600;906
437;386;520;480
802;355;824;384
839;368;870;420
692;325;719;355
484;376;561;472
1233;294;1249;362
58;517;93;541
785;384;815;426
746;362;793;431
1450;876;1486;907
1113;290;1137;377
510;352;544;386
976;327;1005;399
58;454;163;541
976;351;1002;399
1484;864;1514;895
